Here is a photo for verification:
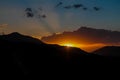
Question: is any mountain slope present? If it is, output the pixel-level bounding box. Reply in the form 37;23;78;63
93;46;120;56
0;32;43;44
0;32;120;79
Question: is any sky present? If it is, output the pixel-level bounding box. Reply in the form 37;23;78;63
0;0;120;38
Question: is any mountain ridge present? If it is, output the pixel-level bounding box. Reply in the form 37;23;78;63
0;32;120;79
93;46;120;56
0;32;44;44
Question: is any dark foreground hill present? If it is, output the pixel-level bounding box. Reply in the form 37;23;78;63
93;46;120;57
0;33;120;79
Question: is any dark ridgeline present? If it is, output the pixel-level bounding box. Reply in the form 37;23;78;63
93;46;120;57
0;32;120;79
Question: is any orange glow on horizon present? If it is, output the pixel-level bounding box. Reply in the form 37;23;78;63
59;42;106;52
62;43;75;47
41;39;107;52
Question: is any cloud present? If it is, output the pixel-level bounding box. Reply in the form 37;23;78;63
0;24;8;28
55;2;63;7
41;26;120;45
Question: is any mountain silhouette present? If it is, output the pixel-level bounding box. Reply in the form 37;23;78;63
93;46;120;57
0;32;43;44
1;32;120;79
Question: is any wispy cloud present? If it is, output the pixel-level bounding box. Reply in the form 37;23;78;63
0;24;8;28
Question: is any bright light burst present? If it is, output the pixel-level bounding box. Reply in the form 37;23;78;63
62;43;75;47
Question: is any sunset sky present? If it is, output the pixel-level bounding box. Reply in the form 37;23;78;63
0;0;120;38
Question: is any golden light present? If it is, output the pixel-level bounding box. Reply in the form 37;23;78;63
59;42;106;52
61;43;75;47
42;38;107;52
60;42;76;48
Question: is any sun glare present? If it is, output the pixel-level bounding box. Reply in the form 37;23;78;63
62;43;75;47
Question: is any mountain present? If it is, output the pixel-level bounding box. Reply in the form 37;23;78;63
41;27;120;45
0;32;43;44
0;32;120;79
93;46;120;57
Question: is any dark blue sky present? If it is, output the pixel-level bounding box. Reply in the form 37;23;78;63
0;0;120;38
